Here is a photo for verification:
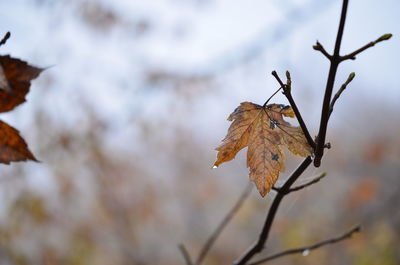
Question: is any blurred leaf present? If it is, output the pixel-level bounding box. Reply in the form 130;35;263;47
0;54;43;163
214;102;312;196
0;120;38;163
0;55;43;112
346;178;379;209
10;191;49;224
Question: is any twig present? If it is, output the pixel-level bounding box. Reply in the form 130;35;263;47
340;34;392;61
313;0;392;167
194;182;253;265
329;72;355;118
271;71;315;149
179;244;194;265
312;41;332;60
249;225;361;265
0;32;10;46
313;0;349;167
233;157;312;265
272;172;326;194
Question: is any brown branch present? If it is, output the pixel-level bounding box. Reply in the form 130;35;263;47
249;225;361;265
271;71;315;149
194;182;253;265
233;157;312;265
0;32;10;46
179;244;194;265
340;34;392;61
329;72;355;118
313;0;349;167
313;41;332;60
273;172;326;194
313;0;392;167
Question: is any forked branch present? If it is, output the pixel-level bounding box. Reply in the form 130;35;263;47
314;0;392;167
272;172;326;194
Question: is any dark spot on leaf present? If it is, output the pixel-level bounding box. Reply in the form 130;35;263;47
281;105;290;110
271;153;279;161
269;118;279;129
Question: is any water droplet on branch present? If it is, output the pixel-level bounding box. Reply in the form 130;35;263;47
302;249;310;256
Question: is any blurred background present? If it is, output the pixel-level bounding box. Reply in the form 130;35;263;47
0;0;399;264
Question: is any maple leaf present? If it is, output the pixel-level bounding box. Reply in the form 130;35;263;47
0;54;43;164
214;102;312;196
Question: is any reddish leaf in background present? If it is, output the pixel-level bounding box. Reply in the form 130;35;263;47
0;55;43;112
0;121;37;164
0;53;43;164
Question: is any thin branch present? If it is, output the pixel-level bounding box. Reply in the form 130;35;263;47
273;172;326;194
271;71;315;149
179;244;194;265
249;225;361;265
340;34;393;61
313;0;349;167
329;72;355;118
0;32;11;46
194;182;253;265
233;157;312;265
313;41;332;60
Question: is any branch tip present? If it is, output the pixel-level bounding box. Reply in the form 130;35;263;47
0;31;11;46
285;71;291;80
348;72;355;82
377;33;392;42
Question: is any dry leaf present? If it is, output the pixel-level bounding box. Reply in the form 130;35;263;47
0;120;38;164
0;55;43;113
0;54;43;164
214;102;312;196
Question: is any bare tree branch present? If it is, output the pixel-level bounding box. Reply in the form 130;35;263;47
233;157;312;265
271;71;315;149
249;225;361;265
194;182;253;265
179;244;194;265
313;0;349;167
340;34;392;61
329;72;355;118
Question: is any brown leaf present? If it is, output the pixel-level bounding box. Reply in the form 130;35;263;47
0;120;38;164
214;102;312;196
0;55;43;112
